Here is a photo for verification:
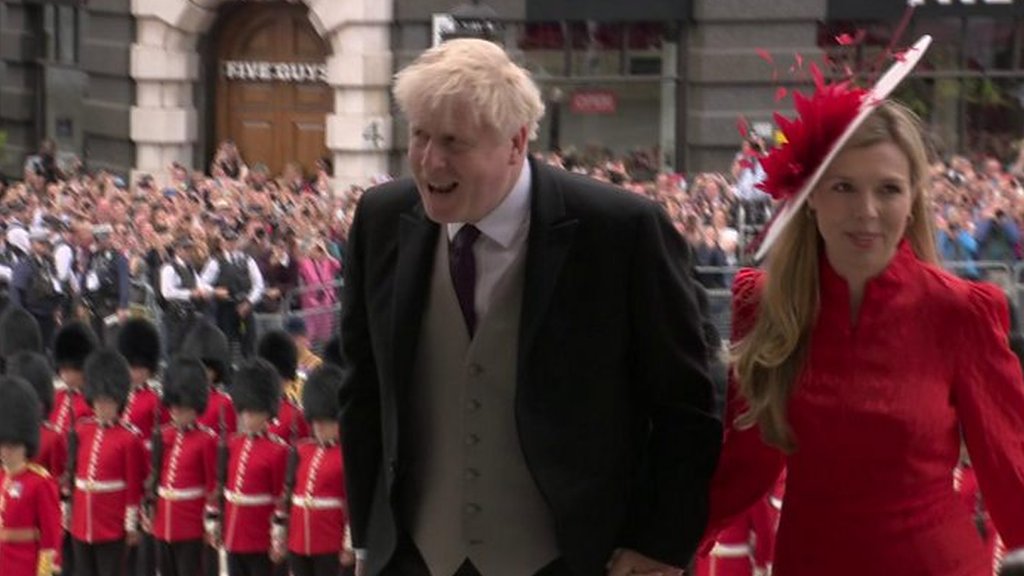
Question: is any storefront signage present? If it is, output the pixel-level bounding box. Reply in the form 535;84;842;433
570;90;618;115
222;61;328;83
527;0;691;22
831;0;1023;19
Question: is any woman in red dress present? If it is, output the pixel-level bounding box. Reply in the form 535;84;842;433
706;39;1024;575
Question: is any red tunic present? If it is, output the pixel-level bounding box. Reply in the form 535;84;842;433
152;424;218;543
0;465;62;576
268;399;310;442
222;432;288;554
287;439;347;556
33;423;67;481
70;419;145;543
707;242;1024;575
48;389;93;436
198;387;237;437
121;383;169;450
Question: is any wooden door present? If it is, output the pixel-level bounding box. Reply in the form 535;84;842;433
216;2;332;178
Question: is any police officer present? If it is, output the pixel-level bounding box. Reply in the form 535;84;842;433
47;215;77;321
160;237;210;357
201;228;264;360
10;226;63;350
81;223;130;345
0;227;31;312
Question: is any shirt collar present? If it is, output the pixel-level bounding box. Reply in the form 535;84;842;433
447;159;531;249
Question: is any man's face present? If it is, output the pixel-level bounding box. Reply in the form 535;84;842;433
407;104;527;224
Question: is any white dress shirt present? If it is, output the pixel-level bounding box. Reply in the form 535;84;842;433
200;251;266;305
446;159;532;321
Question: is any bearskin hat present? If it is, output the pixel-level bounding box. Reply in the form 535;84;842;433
322;334;344;369
257;330;297;381
1;309;42;368
54;321;98;371
180;320;232;385
0;307;43;360
301;364;344;422
230;358;281;416
116;317;161;373
83;348;132;411
5;351;54;417
0;376;41;457
162;355;210;414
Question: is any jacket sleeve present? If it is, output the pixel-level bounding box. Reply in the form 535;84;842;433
338;199;383;550
621;203;723;567
703;269;786;544
954;283;1024;549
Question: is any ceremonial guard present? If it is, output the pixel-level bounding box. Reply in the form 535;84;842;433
0;306;43;370
257;330;309;440
181;320;237;436
117;318;167;446
117;317;166;576
180;320;237;576
48;322;98;436
80;224;129;345
201;229;264;360
0;376;62;576
149;356;218;576
70;349;145;576
10;226;63;349
160;238;208;357
7;351;66;481
212;359;288;576
287;364;354;576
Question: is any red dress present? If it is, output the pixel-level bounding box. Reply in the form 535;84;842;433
707;242;1024;576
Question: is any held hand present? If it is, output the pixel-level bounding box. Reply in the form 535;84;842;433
125;531;141;547
139;510;153;534
117;309;128;323
270;546;286;564
237;301;252;317
606;548;684;576
214;287;230;300
355;559;366;576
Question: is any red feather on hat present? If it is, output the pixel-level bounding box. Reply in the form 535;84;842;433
757;63;867;202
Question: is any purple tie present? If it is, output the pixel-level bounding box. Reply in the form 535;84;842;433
450;224;481;336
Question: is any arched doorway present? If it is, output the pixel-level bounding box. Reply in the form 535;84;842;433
214;2;332;177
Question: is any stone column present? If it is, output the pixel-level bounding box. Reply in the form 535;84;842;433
312;0;395;193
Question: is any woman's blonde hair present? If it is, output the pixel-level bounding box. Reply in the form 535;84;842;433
392;38;545;139
732;100;938;452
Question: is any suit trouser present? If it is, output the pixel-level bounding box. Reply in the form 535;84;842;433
156;539;204;576
204;543;221;576
72;538;127;576
384;532;572;576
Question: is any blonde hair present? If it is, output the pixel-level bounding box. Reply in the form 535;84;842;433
732;100;938;452
393;39;545;139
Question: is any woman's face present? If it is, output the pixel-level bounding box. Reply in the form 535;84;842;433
808;141;914;282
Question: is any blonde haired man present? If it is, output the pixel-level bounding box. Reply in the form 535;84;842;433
341;38;720;576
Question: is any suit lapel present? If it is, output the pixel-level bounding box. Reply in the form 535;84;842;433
518;158;578;374
393;205;440;400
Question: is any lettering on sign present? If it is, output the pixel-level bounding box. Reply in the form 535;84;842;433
569;90;618;115
223;61;328;83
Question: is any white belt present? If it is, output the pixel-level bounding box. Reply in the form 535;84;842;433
291;495;345;510
75;478;127;493
224;491;274;506
710;542;752;558
158;486;205;501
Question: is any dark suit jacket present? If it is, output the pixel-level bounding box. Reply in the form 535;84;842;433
339;157;722;575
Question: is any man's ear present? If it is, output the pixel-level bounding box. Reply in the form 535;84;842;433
510;126;529;164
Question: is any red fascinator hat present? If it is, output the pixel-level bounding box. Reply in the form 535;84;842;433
753;34;933;261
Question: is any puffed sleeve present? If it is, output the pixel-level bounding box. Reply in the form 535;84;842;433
954;282;1024;549
704;268;786;539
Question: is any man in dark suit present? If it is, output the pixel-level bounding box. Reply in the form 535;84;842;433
339;38;721;576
